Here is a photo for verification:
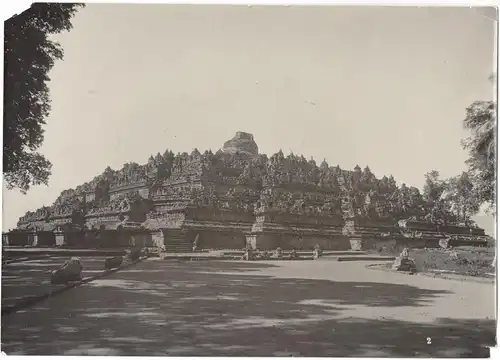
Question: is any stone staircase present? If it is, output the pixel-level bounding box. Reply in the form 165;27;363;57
163;230;193;253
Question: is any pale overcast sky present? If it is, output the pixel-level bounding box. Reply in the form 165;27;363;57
2;5;497;234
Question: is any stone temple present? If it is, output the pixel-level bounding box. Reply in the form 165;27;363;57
5;131;488;251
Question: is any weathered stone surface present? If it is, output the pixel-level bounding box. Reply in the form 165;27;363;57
392;257;417;272
104;256;123;270
51;257;83;284
222;131;258;156
243;248;256;261
439;237;451;249
350;238;364;251
288;249;299;260
392;248;417;272
313;247;322;260
127;248;144;261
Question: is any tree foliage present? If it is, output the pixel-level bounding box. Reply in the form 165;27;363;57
4;3;84;193
440;172;481;225
422;170;484;224
423;170;446;204
461;76;496;214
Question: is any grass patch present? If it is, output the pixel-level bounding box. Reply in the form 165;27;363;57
413;247;495;278
370;246;495;278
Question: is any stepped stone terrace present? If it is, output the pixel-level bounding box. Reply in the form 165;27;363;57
5;131;488;252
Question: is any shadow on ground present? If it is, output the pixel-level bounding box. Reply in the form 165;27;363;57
1;256;110;309
1;260;495;357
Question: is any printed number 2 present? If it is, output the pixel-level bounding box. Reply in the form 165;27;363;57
427;337;432;344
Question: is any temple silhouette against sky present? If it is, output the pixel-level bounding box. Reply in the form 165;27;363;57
7;132;487;250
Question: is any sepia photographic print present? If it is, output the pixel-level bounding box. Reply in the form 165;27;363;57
1;2;498;357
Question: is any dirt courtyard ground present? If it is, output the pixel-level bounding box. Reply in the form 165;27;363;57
1;258;496;357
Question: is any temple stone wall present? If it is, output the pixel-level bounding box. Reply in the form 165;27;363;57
190;229;248;250
61;232;86;248
264;213;344;226
357;236;443;252
5;232;35;246
187;208;254;223
250;233;351;250
12;131;490;250
36;231;56;247
439;225;485;236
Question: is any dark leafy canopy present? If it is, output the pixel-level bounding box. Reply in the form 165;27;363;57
422;170;445;204
461;99;496;214
3;3;84;193
442;172;481;225
422;170;482;224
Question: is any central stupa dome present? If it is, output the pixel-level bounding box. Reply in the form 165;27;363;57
222;131;258;156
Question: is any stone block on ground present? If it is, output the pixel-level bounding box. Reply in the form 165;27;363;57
313;248;322;260
439;238;451;249
392;257;417;273
349;239;364;251
51;257;83;284
254;250;270;260
270;247;283;260
105;256;124;270
127;248;144;261
243;249;256;261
